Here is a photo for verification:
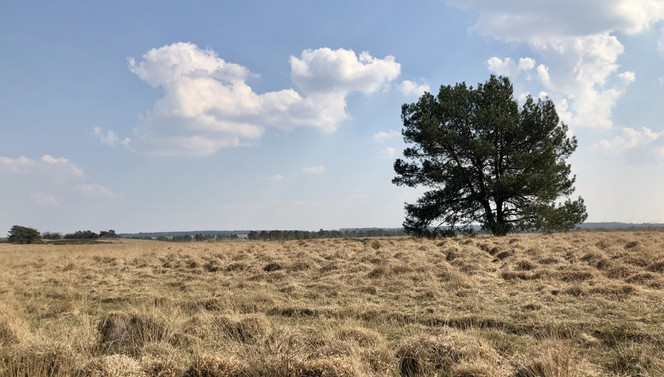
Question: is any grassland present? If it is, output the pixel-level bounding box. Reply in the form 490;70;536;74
1;232;664;376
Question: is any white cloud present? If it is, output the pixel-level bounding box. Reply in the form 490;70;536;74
41;154;84;177
291;48;400;94
595;127;664;163
447;0;664;129
382;147;397;158
124;43;401;157
398;80;430;96
77;183;116;198
34;191;59;206
373;129;401;142
268;174;284;181
93;126;119;147
486;57;515;76
0;156;37;173
595;127;662;151
518;57;536;71
302;165;326;175
0;155;83;177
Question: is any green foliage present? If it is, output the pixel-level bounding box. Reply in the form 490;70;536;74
64;230;99;239
393;75;587;236
99;229;117;238
41;232;62;240
7;225;41;244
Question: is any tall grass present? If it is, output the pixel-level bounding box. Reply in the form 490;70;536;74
1;233;664;376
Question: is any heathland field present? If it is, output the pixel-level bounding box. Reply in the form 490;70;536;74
2;232;664;376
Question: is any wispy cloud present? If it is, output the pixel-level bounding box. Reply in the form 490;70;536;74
373;130;400;142
1;155;83;177
302;165;326;175
381;146;397;158
34;191;59;206
77;183;116;198
93;126;119;147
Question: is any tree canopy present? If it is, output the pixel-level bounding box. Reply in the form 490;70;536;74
393;75;587;236
7;225;41;244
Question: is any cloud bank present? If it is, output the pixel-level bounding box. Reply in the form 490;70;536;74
450;0;664;131
124;43;401;156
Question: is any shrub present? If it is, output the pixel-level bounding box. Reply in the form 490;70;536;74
7;225;41;244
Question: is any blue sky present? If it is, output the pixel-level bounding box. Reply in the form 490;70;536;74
2;1;664;233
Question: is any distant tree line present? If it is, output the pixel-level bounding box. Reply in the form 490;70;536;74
246;228;405;241
5;226;119;244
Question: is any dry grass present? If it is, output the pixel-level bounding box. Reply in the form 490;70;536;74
1;232;664;376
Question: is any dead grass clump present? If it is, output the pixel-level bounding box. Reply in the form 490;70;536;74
97;312;171;356
537;256;561;265
334;326;383;348
557;268;595;282
77;354;146;377
451;362;501;377
625;272;664;288
588;283;637;297
182;354;246;377
396;331;503;377
226;262;249;272
512;340;599;377
515;260;537;271
203;260;222;272
605;264;634;279
212;314;271;343
295;357;358;377
263;262;283;272
562;285;585;297
0;310;31;346
501;271;538;281
625;240;639;249
2;340;77;377
140;342;186;377
648;258;664;273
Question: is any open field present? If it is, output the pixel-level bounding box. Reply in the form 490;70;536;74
1;232;664;376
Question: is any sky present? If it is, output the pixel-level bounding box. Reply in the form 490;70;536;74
1;1;664;233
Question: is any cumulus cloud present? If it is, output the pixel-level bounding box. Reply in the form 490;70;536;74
291;48;400;94
77;183;116;198
398;80;430;96
93;126;119;147
448;0;664;129
595;127;664;163
595;127;662;151
123;43;401;157
518;57;536;71
486;57;515;76
373;129;401;142
302;165;326;174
